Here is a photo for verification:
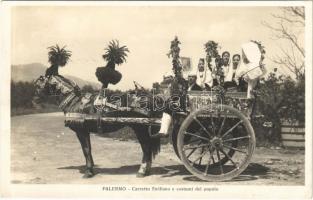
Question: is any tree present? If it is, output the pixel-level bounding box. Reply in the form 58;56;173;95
11;81;36;108
46;44;72;76
262;7;305;79
81;85;97;93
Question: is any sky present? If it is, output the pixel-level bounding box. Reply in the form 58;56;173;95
11;6;304;91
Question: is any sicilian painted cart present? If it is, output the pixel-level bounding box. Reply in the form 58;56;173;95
63;86;256;181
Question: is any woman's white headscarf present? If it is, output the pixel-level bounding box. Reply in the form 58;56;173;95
236;42;265;80
196;58;213;88
235;42;267;98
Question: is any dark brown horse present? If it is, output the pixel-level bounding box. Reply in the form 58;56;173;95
33;75;160;178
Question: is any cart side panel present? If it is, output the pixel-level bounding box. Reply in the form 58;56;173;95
187;91;253;117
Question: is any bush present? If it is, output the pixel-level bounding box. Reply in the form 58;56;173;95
11;81;36;108
81;85;97;93
254;71;305;146
278;76;305;124
11;81;59;116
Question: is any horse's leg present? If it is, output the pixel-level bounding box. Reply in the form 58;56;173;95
75;129;95;178
133;126;152;177
137;142;152;178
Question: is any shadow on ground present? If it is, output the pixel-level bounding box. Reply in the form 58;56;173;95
58;164;189;176
58;162;270;182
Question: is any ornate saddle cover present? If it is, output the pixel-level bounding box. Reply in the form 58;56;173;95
64;91;160;127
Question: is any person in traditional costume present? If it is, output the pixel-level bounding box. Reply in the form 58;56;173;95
216;51;231;85
224;54;241;90
153;69;205;138
151;69;187;138
235;41;267;98
188;71;202;91
196;58;213;90
152;37;188;138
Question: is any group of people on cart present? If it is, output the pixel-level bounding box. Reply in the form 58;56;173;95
163;42;266;95
154;40;267;138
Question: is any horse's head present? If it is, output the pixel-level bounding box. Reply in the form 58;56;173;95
33;75;49;96
33;75;77;98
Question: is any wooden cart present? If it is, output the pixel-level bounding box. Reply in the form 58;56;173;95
65;88;256;181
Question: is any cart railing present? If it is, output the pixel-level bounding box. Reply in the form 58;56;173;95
187;91;252;117
65;112;161;126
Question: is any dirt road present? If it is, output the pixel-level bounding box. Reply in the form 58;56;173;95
11;113;304;185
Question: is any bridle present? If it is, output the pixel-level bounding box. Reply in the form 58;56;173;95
42;75;78;96
35;75;79;109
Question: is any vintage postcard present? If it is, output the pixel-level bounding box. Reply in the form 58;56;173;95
0;1;312;199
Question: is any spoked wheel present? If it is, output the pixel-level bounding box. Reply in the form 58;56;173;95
177;104;255;181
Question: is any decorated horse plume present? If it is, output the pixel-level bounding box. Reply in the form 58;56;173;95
96;40;130;89
45;44;72;76
102;40;129;69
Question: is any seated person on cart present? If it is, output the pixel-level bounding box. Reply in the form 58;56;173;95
224;54;241;91
188;71;202;91
196;58;213;91
235;41;267;98
152;71;202;138
212;51;230;87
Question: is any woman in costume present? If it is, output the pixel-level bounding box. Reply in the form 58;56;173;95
196;58;213;90
235;41;267;98
224;54;241;91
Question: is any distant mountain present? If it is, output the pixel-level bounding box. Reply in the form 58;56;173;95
11;63;101;89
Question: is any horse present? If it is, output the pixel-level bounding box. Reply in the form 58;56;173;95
33;75;161;178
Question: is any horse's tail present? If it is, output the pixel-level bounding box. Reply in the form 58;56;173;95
133;125;161;160
150;136;161;159
148;125;161;158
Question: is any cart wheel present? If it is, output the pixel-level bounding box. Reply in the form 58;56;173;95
177;104;255;181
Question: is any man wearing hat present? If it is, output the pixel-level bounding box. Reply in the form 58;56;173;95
187;71;202;91
152;69;201;139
